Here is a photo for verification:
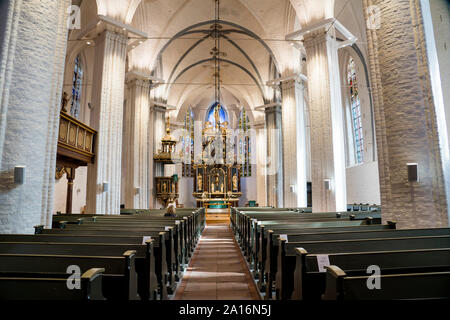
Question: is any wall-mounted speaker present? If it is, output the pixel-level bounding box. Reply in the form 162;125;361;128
14;166;26;185
407;163;418;182
324;179;331;191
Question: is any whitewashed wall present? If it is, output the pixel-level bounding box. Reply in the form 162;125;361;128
54;167;88;213
346;162;380;205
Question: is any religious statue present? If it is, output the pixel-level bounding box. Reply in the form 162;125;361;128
162;182;167;193
214;175;220;193
214;104;221;128
232;173;238;191
165;196;177;217
204;121;213;131
61;91;69;113
197;174;203;191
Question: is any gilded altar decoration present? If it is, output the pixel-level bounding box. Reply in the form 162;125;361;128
155;175;179;209
153;116;180;163
232;173;238;191
197;174;203;191
190;102;242;208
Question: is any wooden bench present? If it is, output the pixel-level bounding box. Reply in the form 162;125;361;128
257;223;395;293
279;235;450;300
305;248;450;300
237;211;380;256
0;250;138;300
35;227;169;299
78;217;188;265
0;268;105;300
54;223;180;291
0;240;159;301
0;233;162;300
323;265;450;300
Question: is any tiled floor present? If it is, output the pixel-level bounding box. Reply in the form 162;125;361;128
174;223;261;300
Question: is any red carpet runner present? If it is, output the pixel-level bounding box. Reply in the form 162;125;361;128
175;223;261;300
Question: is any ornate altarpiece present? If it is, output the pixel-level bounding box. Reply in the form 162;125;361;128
191;105;242;207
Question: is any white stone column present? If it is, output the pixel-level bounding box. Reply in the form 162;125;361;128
123;73;150;209
363;0;448;228
303;26;347;213
254;122;267;207
151;105;166;208
0;0;70;233
281;78;308;208
265;106;283;207
86;28;128;214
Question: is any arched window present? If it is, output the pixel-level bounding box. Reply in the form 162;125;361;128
182;109;194;177
347;58;364;163
238;108;251;177
70;55;83;118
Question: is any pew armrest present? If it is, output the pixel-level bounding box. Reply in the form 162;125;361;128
387;221;397;229
81;268;105;300
34;225;44;234
81;268;105;280
292;248;308;300
322;266;346;301
123;250;139;300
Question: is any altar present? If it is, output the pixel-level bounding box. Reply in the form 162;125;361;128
193;164;241;208
191;104;242;208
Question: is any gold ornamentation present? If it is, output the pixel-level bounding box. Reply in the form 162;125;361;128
55;166;66;180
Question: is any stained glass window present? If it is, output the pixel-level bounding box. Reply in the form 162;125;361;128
206;101;228;126
347;58;364;164
71;55;83;118
182;109;194;177
238;108;251;177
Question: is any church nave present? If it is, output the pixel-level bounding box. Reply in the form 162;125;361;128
175;223;260;300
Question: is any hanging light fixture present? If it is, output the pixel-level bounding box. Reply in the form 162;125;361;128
211;0;222;131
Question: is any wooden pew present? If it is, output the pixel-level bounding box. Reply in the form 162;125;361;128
247;215;378;266
323;265;450;300
35;227;168;299
0;251;138;300
279;235;450;300
0;233;161;300
304;247;450;300
0;268;105;300
71;218;188;268
256;223;395;293
261;221;384;298
52;223;178;293
0;240;159;301
238;211;380;256
55;210;204;261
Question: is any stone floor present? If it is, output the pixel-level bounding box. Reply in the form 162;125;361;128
174;223;261;300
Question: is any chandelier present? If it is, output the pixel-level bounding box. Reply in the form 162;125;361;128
211;0;223;131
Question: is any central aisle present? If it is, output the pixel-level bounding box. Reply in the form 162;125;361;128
175;223;261;300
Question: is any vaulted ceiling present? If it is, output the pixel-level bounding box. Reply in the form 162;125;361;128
82;0;367;123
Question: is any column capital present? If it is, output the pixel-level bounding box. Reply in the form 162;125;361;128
280;76;307;91
286;18;357;48
264;104;282;116
253;121;265;130
126;70;151;89
267;73;307;88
